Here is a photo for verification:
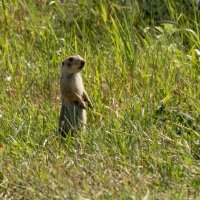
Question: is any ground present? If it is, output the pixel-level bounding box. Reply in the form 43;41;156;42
0;0;199;199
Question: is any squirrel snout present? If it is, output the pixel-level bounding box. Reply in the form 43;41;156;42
80;61;85;68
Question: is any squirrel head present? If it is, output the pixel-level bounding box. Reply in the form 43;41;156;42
62;55;85;75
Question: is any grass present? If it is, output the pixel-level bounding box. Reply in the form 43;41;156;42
0;0;200;199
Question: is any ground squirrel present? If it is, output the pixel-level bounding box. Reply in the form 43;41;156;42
58;55;93;136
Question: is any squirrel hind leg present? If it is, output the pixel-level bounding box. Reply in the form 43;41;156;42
58;105;75;136
58;104;85;136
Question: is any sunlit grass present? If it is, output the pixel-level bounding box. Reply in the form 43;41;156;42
0;0;200;199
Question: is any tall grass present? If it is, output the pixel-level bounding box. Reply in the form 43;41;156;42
0;0;200;199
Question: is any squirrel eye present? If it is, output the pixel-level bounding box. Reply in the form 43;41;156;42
68;57;73;62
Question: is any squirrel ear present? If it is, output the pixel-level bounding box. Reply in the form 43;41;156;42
62;61;64;66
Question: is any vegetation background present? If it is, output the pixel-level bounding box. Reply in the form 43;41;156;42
0;0;200;199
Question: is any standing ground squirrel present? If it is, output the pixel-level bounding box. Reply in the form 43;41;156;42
58;55;93;136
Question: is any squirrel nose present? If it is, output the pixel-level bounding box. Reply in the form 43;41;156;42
80;61;85;67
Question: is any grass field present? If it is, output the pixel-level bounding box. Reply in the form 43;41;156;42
0;0;200;199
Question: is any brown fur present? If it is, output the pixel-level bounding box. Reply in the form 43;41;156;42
58;55;92;136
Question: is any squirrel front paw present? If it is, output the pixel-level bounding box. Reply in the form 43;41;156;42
88;101;93;109
79;102;86;109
